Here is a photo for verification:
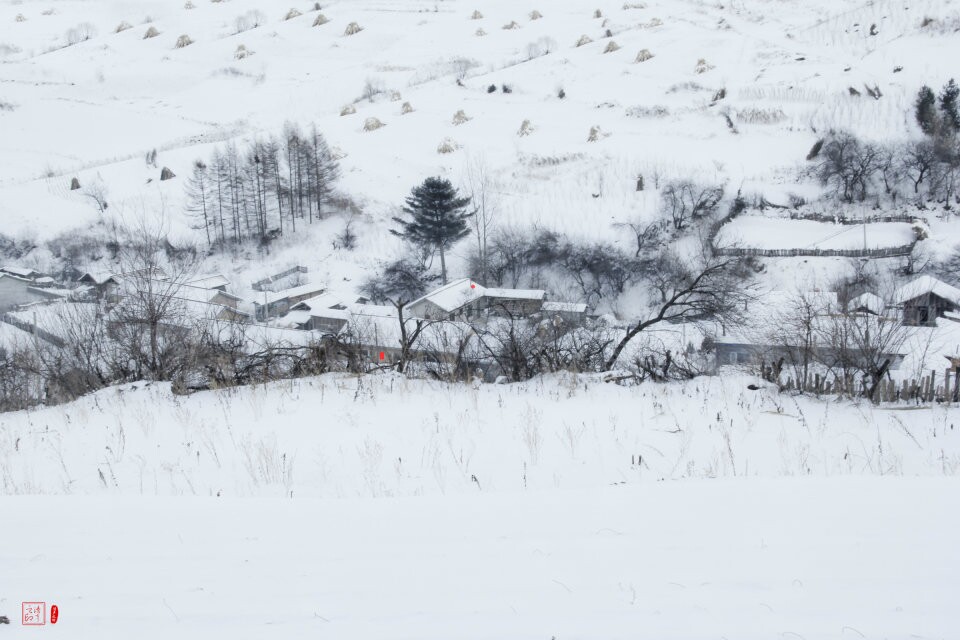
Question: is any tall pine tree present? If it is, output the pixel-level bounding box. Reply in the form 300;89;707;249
939;78;960;134
391;177;472;285
915;85;938;136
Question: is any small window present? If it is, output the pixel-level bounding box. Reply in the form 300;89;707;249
729;351;739;364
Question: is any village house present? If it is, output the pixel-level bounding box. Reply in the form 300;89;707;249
0;272;66;311
405;278;584;322
894;276;960;327
187;273;230;292
253;282;327;320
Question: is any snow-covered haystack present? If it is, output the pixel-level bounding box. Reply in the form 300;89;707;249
587;125;608;141
475;28;486;36
470;10;483;20
603;40;620;53
517;119;534;136
694;58;714;73
115;21;132;33
529;10;543;20
174;34;193;48
635;48;654;62
401;101;413;114
502;21;520;30
184;0;195;9
234;44;252;60
645;17;663;28
14;13;25;22
340;104;356;116
312;13;328;26
576;34;593;47
344;21;362;35
160;167;176;181
283;8;302;21
363;117;385;131
452;109;471;125
143;26;160;39
70;177;80;190
437;138;459;154
594;8;603;18
390;90;402;102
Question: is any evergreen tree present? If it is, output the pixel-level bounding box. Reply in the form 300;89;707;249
939;78;960;134
391;177;472;284
915;85;938;135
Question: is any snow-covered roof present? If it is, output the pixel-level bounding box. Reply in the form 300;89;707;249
188;273;230;290
176;284;242;305
257;282;326;306
0;265;42;278
78;271;119;285
895;276;960;306
485;287;546;301
409;278;485;312
0;272;34;285
542;301;588;313
290;292;344;313
848;292;885;314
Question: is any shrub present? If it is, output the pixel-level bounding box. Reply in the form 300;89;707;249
362;117;384;131
401;101;413;114
437;138;459;154
66;23;96;45
594;9;603;18
313;13;328;26
645;18;663;27
344;21;362;35
502;84;512;93
235;10;266;33
115;21;133;33
14;14;25;23
635;48;654;62
576;34;593;47
340;104;357;115
475;28;486;36
389;90;401;101
603;40;620;53
470;10;483;19
234;44;252;59
502;21;520;30
587;126;603;142
184;0;195;8
284;8;302;20
175;34;193;48
360;76;385;101
452;109;471;125
529;10;543;20
517;120;533;136
694;58;714;73
143;26;160;39
487;84;496;93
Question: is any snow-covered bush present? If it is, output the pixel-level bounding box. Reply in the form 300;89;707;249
437;138;459;153
14;14;25;22
529;10;543;20
594;9;603;18
175;34;193;48
313;13;328;26
576;34;593;47
344;21;362;35
234;44;252;59
604;40;620;53
235;10;266;33
475;28;486;36
340;104;356;116
66;23;96;45
635;48;654;62
518;120;534;136
587;125;607;142
452;109;471;125
284;8;302;21
143;26;160;39
184;0;195;9
694;58;714;73
115;21;133;33
470;10;483;19
401;101;413;114
363;117;385;131
502;21;520;30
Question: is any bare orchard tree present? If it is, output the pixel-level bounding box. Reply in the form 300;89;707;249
462;155;498;286
604;250;749;370
818;306;912;402
763;291;835;387
815;132;883;203
110;217;200;380
660;180;724;231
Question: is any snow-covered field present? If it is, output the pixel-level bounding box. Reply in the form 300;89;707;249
1;373;958;637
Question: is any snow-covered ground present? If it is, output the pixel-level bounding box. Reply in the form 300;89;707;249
3;478;957;639
1;373;958;637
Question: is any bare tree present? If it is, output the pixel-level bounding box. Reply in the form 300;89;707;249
604;251;748;370
660;180;724;231
816;132;883;203
462;155;498;286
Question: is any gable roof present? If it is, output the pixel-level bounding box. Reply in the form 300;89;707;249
485;287;546;301
849;292;885;314
0;265;42;279
78;271;120;285
895;276;960;306
256;282;326;306
188;273;230;290
542;301;588;313
290;292;344;313
409;278;485;312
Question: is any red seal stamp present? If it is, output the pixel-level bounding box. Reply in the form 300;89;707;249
22;602;45;625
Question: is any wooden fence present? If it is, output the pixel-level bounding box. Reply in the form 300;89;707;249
786;212;926;225
0;313;66;348
713;241;917;259
768;366;960;404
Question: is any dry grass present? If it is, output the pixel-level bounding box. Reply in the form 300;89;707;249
437;138;459;154
115;21;133;33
